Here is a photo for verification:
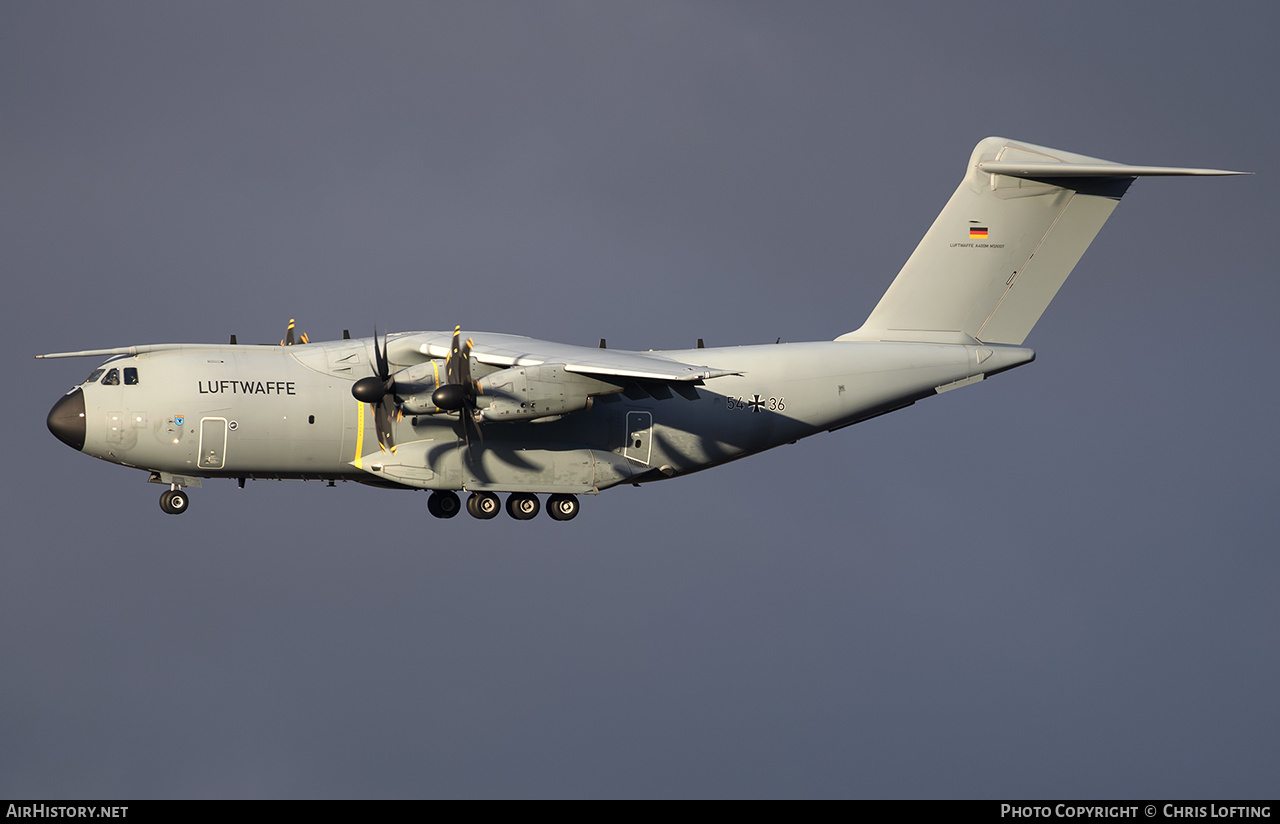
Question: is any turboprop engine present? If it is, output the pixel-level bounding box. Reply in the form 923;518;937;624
391;361;446;414
476;364;622;422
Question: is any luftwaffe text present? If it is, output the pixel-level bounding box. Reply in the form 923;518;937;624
197;380;296;395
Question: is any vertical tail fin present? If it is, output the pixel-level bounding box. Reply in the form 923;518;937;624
839;137;1245;345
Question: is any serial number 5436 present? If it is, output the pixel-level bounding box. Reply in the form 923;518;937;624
725;395;785;412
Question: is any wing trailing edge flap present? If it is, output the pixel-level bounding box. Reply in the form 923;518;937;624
618;380;702;401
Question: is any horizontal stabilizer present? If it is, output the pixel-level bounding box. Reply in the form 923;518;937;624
978;161;1247;178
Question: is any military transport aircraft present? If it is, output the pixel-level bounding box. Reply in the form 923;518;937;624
39;138;1244;520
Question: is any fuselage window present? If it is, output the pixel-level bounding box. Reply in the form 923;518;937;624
101;368;120;386
124;367;139;385
83;369;105;384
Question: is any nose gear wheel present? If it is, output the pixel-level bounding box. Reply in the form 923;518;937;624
159;489;189;515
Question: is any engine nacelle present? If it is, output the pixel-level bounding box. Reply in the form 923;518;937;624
478;364;621;422
391;361;442;414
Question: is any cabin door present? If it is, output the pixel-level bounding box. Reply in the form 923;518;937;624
199;417;228;469
622;411;652;465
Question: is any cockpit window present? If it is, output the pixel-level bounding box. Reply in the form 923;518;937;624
83;369;105;384
101;368;120;386
124;367;139;385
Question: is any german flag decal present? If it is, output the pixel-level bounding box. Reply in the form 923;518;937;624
969;226;989;240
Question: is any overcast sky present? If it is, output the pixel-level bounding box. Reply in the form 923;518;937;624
4;1;1277;799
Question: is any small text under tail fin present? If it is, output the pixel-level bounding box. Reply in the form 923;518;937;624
838;137;1246;346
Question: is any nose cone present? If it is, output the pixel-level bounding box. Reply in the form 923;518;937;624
47;388;86;451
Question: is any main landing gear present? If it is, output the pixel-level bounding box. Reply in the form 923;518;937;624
466;491;500;519
426;490;580;521
159;487;189;515
545;493;580;521
505;492;539;520
427;490;461;519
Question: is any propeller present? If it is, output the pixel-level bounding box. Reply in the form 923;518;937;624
350;328;399;453
349;326;482;458
280;318;309;346
431;326;483;457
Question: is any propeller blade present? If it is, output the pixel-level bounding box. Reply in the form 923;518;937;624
281;319;309;345
436;326;475;410
447;326;462;386
351;327;399;453
352;327;394;403
374;327;389;382
459;336;474;390
374;396;396;453
435;325;483;460
460;406;483;461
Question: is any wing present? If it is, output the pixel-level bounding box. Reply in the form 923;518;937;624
390;331;739;382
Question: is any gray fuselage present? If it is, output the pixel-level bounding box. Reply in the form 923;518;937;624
51;334;1033;495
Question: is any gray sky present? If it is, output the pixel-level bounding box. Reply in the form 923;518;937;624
4;1;1277;799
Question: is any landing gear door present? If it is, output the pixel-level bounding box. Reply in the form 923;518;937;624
622;411;652;466
199;417;228;470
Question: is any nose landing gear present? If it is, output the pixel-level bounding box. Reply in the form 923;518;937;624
159;487;189;515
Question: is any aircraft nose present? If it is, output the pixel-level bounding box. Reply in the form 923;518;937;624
47;388;87;451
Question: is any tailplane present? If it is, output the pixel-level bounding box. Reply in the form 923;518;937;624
838;137;1245;345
